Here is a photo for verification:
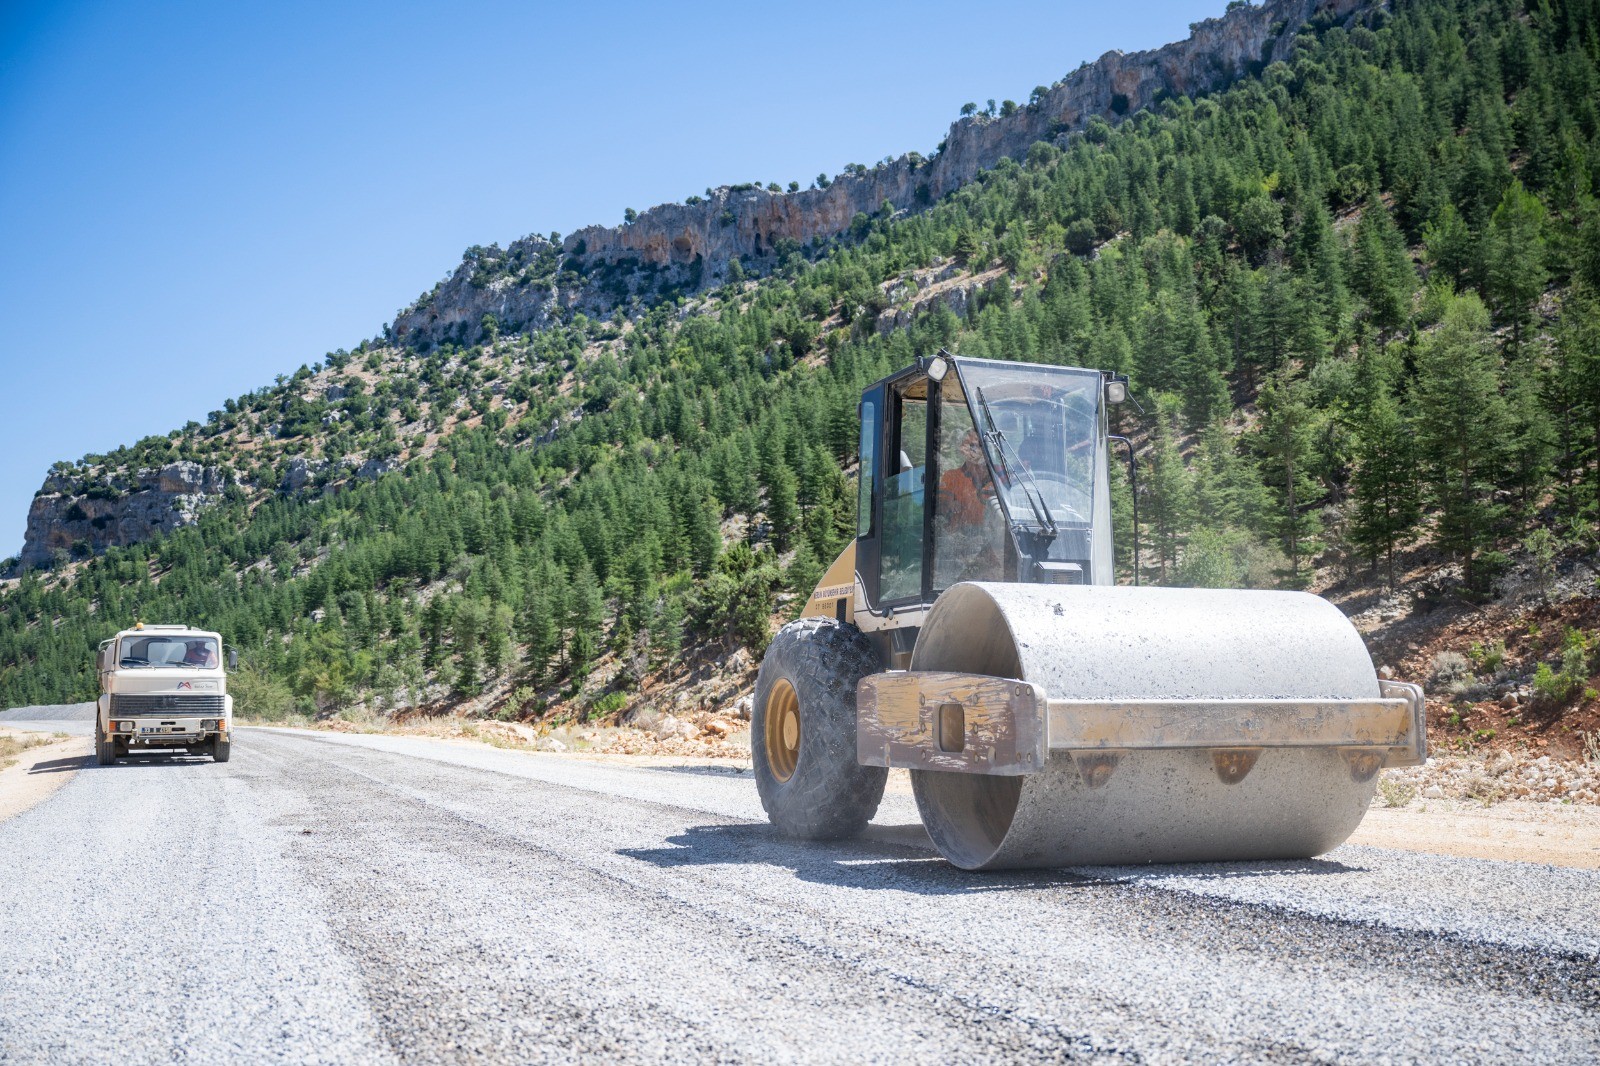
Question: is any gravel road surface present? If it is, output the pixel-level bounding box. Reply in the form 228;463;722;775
1;724;1595;1063
0;702;94;735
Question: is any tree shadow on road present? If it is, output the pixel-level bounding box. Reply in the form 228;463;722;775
620;822;1366;895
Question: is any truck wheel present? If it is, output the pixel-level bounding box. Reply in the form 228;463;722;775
752;618;887;840
95;732;118;766
210;736;232;763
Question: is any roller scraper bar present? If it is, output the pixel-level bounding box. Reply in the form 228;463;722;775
858;673;1425;780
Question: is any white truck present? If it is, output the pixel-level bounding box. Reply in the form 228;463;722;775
95;624;237;765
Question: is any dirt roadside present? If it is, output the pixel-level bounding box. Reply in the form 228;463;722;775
0;728;90;824
1350;801;1600;868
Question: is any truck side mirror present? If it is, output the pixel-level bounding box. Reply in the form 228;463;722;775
227;647;239;670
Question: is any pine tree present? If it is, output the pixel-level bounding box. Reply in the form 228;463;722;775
1255;371;1324;585
1191;421;1273;536
765;464;799;551
1422;203;1475;287
1140;396;1195;583
686;490;723;576
1412;292;1510;591
484;603;513;678
1349;385;1420;590
566;565;605;675
421;594;451;670
649;593;685;666
1548;291;1600;516
519;588;557;683
1483;179;1548;354
1351;200;1416;331
1295;198;1350;336
453;600;484;696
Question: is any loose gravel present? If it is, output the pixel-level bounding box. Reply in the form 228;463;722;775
0;740;393;1064
1;726;1596;1063
1384;750;1600;805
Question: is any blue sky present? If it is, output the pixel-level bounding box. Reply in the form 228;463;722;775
0;0;1223;559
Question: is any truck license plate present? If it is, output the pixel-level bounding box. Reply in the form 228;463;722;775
140;726;179;734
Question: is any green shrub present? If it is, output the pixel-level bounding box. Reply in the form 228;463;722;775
1468;639;1506;674
587;691;628;719
230;662;295;721
1535;627;1595;706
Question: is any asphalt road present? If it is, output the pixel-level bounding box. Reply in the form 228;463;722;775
1;723;1596;1064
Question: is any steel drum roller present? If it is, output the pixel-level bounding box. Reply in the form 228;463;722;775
908;583;1386;870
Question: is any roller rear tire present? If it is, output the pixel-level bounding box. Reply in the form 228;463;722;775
752;618;886;840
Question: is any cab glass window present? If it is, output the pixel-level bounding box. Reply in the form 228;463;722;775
118;636;219;668
932;374;1005;589
880;389;927;602
856;399;877;538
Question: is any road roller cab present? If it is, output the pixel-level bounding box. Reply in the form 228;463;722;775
753;355;1427;869
801;354;1116;668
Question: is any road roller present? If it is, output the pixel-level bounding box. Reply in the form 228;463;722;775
752;354;1426;869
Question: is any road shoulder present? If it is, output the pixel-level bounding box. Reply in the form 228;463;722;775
0;727;91;823
1350;800;1600;868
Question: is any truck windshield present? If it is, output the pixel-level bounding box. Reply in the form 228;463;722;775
953;359;1100;529
119;635;219;669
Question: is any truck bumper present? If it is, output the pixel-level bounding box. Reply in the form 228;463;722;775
106;718;227;747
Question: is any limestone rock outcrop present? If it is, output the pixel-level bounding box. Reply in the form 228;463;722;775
391;238;563;349
280;457;327;494
356;457;399;481
388;0;1365;350
19;462;232;571
566;0;1359;274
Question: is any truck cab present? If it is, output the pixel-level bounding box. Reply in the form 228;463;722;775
95;623;236;764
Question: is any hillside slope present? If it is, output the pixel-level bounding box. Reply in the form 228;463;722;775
5;0;1600;772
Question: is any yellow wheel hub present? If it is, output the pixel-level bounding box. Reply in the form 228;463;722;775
764;678;801;783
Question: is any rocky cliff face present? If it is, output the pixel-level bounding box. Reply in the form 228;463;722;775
18;462;232;571
391;238;564;349
567;0;1360;274
392;0;1364;350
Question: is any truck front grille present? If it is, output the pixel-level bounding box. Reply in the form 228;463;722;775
109;694;226;716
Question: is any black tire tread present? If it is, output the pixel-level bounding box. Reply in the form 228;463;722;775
751;617;887;840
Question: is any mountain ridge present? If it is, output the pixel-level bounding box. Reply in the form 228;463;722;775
390;0;1365;350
